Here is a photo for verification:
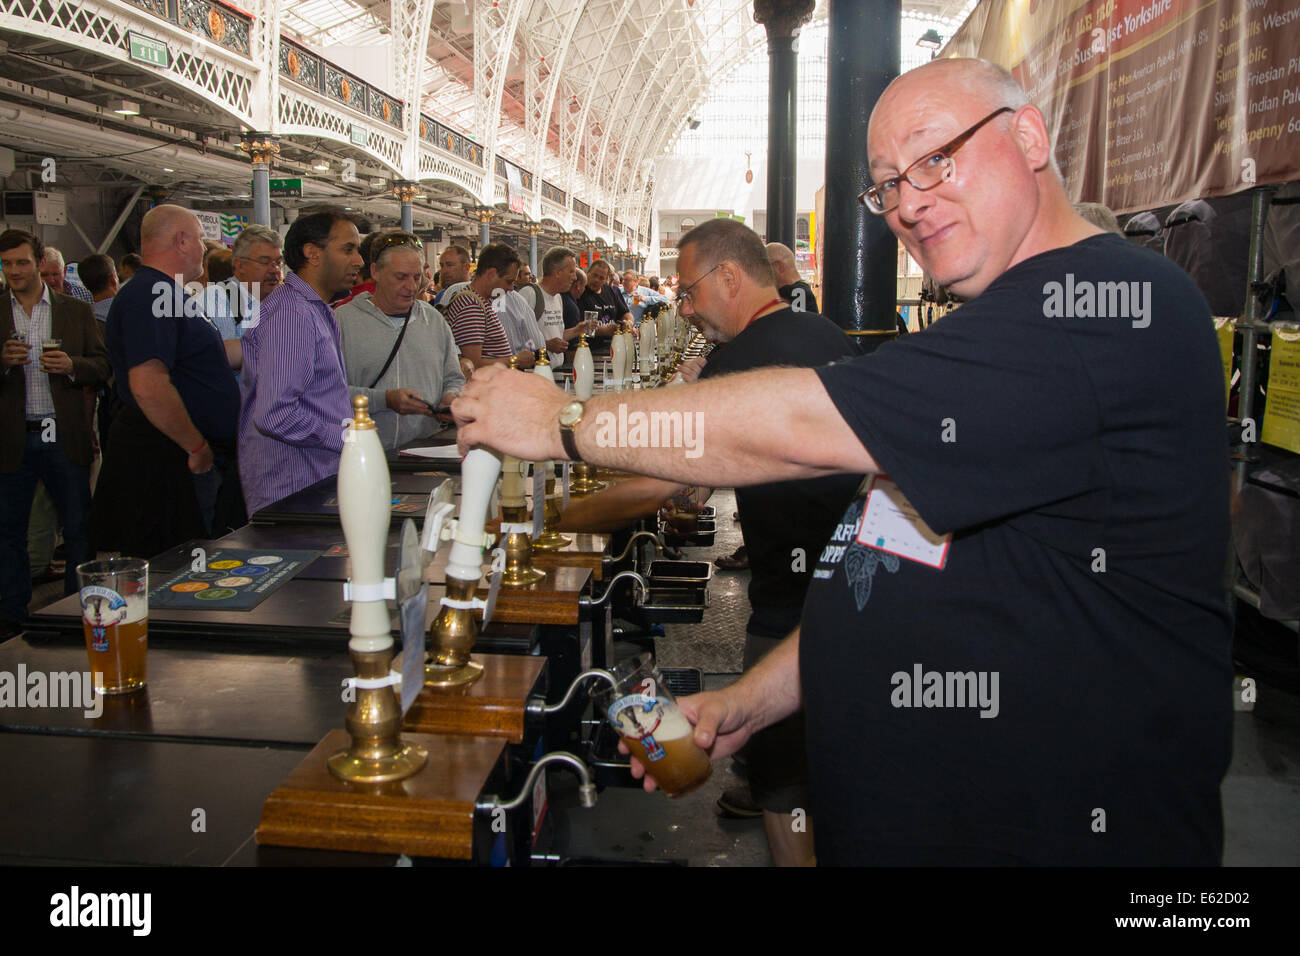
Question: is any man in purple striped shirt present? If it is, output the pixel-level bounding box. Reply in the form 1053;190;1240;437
238;207;364;514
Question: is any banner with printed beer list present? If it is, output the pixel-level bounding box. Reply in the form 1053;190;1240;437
942;0;1300;214
1261;324;1300;454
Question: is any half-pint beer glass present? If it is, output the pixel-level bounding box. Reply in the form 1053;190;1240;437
600;653;711;797
77;558;149;694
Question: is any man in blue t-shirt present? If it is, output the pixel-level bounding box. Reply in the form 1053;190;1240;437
451;58;1233;866
94;205;242;557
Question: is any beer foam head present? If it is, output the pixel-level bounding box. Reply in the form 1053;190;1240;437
609;695;693;741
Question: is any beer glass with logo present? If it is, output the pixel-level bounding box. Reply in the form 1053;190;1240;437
599;653;712;797
76;558;149;694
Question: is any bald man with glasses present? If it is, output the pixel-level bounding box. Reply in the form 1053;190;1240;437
452;58;1232;867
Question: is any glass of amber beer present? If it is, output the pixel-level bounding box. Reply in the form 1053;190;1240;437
76;558;149;694
599;653;712;797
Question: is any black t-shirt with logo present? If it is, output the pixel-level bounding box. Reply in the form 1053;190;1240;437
577;285;627;355
699;307;860;637
802;234;1232;865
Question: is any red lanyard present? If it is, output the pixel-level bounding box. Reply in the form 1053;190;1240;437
742;298;784;332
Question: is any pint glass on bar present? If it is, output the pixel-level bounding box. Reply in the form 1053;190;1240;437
601;653;711;797
76;558;149;694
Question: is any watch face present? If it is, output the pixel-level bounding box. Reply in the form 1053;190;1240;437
560;401;584;427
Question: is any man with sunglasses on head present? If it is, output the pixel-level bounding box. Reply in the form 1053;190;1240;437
453;59;1230;866
337;231;464;451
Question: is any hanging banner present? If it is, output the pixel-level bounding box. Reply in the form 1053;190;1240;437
942;0;1300;214
505;163;525;215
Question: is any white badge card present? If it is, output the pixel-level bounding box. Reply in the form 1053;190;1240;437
855;476;951;570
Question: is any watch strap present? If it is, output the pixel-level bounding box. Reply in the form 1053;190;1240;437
560;422;580;460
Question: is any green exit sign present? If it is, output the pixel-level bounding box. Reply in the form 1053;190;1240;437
267;178;303;197
127;32;169;68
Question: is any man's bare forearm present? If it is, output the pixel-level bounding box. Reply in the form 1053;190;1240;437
558;476;686;532
129;364;204;452
734;628;802;730
573;367;879;486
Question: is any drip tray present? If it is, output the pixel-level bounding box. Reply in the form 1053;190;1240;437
647;560;713;589
637;587;708;623
659;667;703;697
660;518;717;548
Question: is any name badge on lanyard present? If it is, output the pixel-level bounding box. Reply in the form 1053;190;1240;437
855;475;951;570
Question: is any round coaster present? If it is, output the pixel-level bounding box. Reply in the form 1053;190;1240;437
195;588;238;600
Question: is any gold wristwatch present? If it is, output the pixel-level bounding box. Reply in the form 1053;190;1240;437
558;399;585;460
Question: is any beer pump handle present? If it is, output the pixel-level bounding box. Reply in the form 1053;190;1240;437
339;395;394;652
447;448;503;582
574;339;594;401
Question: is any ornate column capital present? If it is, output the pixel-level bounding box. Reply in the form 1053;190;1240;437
394;181;418;204
753;0;816;39
239;133;280;167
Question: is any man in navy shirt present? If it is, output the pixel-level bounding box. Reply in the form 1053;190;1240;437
93;205;241;557
453;58;1232;866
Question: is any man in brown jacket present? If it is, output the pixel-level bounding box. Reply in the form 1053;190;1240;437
0;229;110;635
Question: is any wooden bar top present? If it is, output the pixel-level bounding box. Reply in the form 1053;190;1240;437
256;730;505;860
418;566;591;627
403;653;546;742
428;527;610;579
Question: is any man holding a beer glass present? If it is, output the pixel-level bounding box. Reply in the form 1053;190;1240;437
0;228;110;637
455;59;1232;866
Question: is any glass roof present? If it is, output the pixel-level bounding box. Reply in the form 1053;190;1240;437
275;0;978;203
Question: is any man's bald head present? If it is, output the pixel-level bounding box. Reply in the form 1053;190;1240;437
140;204;206;282
765;242;800;286
141;205;200;248
865;57;1078;299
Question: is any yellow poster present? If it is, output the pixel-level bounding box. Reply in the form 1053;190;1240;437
1261;326;1300;455
1215;318;1233;405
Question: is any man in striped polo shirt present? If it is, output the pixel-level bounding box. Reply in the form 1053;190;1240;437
238;206;364;515
442;242;535;370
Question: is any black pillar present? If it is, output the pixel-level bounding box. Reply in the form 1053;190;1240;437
823;0;900;351
756;1;814;250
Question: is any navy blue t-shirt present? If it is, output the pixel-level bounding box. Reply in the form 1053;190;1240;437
802;234;1232;865
105;265;240;443
699;307;861;637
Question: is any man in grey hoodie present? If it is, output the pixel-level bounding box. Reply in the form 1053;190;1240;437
336;231;464;450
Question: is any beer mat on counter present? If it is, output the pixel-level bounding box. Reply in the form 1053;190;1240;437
322;493;426;513
148;549;322;610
